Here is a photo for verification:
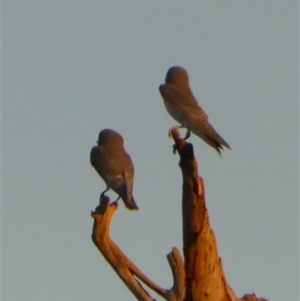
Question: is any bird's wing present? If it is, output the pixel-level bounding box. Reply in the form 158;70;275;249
188;118;231;150
159;84;231;150
124;170;133;203
123;171;138;210
159;84;209;121
91;146;124;189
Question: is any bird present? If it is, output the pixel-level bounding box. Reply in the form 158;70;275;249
159;66;231;155
90;129;138;210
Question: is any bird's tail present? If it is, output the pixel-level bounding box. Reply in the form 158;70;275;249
123;197;139;210
191;125;231;155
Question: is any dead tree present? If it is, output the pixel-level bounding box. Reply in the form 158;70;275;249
91;128;268;301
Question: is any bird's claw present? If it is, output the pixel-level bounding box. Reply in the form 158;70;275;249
172;144;177;154
96;193;110;212
183;129;191;140
99;189;110;205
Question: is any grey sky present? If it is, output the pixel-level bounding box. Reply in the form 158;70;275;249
2;1;299;300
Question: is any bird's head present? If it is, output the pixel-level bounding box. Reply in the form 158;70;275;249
165;66;189;87
97;129;124;146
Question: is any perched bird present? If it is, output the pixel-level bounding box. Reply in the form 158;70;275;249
90;129;138;210
159;66;231;155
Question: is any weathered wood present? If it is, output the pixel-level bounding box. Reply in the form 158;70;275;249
166;247;186;301
241;294;268;301
91;196;185;301
170;128;266;301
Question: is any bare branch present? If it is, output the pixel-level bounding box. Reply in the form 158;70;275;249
166;247;185;301
91;196;185;301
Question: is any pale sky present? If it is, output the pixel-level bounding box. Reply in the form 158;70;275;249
2;1;299;301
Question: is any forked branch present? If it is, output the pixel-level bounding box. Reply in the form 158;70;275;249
91;197;185;301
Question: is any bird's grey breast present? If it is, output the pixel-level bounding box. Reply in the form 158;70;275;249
164;101;187;126
160;84;189;127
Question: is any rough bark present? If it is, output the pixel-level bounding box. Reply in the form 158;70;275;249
170;128;267;301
